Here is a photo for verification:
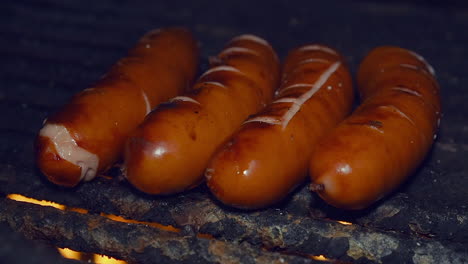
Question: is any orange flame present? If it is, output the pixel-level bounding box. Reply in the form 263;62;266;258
93;254;127;264
57;247;81;260
311;254;330;261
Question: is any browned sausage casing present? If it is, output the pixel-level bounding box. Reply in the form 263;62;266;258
205;45;354;209
309;46;441;210
36;27;199;187
123;35;280;195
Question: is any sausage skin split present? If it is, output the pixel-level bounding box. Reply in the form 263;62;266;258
309;46;441;210
36;27;199;187
205;45;354;209
123;34;280;195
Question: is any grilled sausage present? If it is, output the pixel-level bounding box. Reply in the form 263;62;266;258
36;27;199;187
123;34;280;195
309;46;441;210
205;45;354;209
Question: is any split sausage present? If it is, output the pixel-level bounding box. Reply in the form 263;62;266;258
36;27;199;187
206;44;354;209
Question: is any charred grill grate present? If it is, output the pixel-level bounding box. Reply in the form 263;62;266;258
1;0;467;263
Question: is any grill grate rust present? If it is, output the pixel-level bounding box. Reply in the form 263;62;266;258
1;0;468;263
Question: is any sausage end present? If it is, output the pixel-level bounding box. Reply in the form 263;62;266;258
35;135;81;187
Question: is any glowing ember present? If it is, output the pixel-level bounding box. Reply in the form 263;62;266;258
7;194;66;210
100;213;180;233
197;233;215;240
337;220;353;225
68;207;89;214
311;254;330;261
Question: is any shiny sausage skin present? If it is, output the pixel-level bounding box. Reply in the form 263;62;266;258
123;34;280;195
205;45;354;209
35;27;199;187
309;46;441;210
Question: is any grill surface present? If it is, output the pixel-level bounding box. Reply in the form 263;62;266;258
1;0;467;263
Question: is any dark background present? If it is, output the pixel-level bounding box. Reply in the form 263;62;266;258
1;0;467;263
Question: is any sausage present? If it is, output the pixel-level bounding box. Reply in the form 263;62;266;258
205;45;354;209
35;27;199;187
123;34;280;195
309;46;441;210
